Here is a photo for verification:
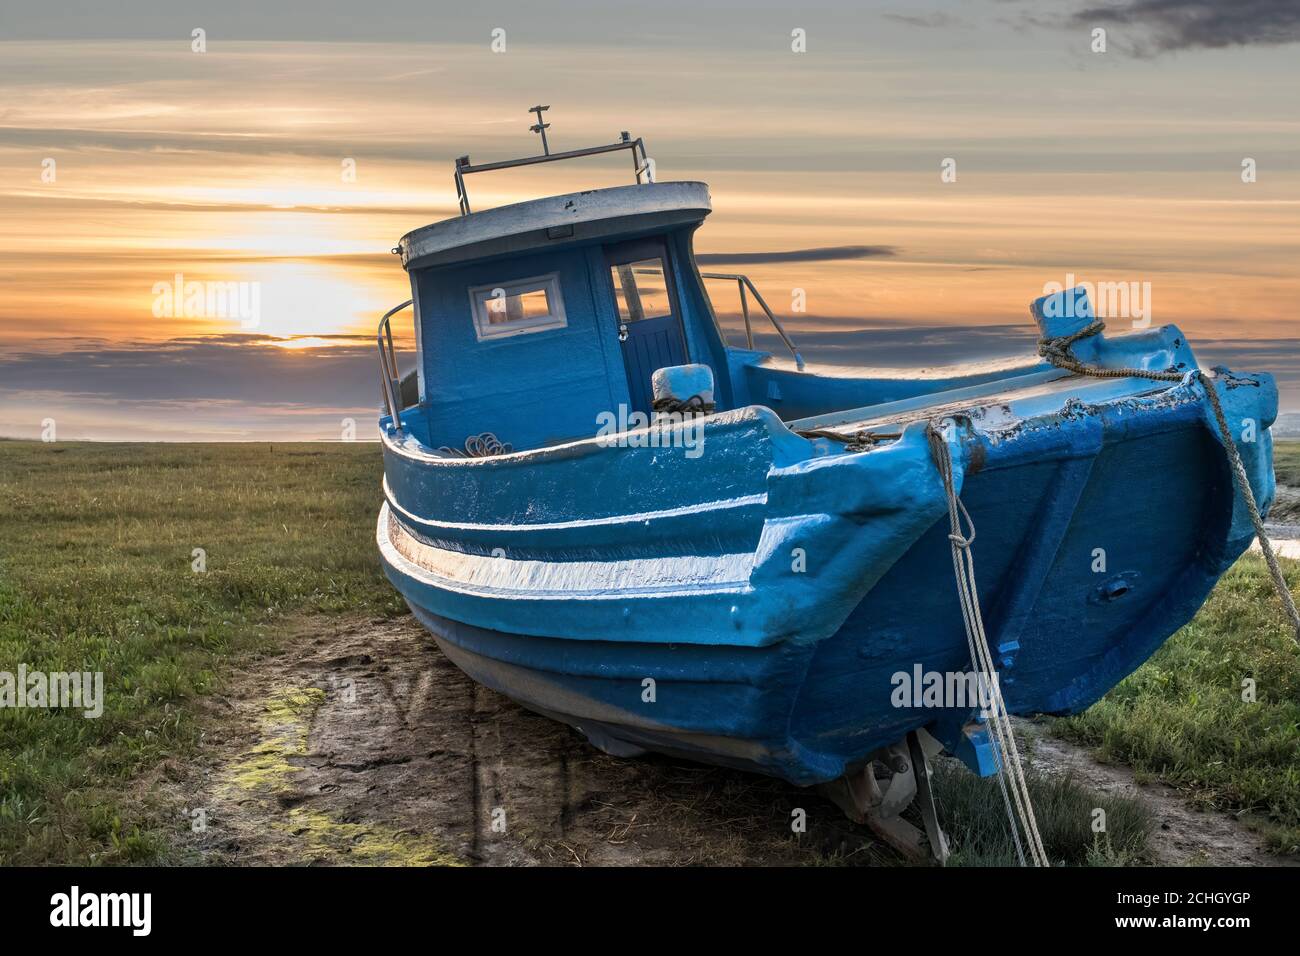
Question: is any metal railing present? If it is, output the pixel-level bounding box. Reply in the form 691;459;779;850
377;299;414;434
455;130;653;216
375;273;803;437
700;273;805;369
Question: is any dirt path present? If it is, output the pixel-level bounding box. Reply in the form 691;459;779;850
177;614;889;866
173;613;1292;867
1017;719;1297;867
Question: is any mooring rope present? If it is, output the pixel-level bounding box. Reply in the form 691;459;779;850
928;423;1050;867
651;393;716;415
1039;320;1300;646
437;432;513;458
923;318;1299;865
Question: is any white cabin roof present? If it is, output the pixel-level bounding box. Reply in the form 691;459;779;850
398;181;712;271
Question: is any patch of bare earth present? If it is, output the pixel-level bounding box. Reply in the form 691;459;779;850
175;614;892;866
1017;718;1298;868
170;614;1292;867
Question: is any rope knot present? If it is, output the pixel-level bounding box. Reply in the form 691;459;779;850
1037;319;1107;373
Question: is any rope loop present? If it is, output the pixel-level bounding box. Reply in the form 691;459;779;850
1038;318;1107;367
438;432;513;458
950;496;976;549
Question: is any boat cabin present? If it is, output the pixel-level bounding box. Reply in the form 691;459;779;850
378;120;815;454
397;180;732;452
372;116;1282;847
376;116;1048;454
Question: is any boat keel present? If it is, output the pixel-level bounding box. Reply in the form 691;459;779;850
819;730;950;865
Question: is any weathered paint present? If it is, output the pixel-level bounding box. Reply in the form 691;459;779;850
376;182;1278;787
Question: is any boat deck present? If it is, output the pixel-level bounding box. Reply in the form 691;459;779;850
790;368;1181;440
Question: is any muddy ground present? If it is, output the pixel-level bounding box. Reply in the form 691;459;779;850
172;614;1292;867
1016;721;1293;867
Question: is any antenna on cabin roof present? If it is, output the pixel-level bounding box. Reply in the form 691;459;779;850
528;105;551;156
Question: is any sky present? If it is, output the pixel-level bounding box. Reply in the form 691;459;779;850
1;0;1298;440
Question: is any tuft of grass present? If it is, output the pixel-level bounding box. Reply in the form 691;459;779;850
1054;554;1300;853
934;760;1154;866
1268;442;1300;522
0;441;402;864
1268;440;1300;490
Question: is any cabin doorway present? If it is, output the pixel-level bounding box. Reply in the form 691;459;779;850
605;239;688;414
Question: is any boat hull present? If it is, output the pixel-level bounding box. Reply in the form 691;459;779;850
377;362;1277;786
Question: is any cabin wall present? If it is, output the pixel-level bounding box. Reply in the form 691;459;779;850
412;246;631;451
409;226;738;451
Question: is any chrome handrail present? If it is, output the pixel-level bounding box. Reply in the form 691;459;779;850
700;273;804;369
455;130;653;217
377;299;414;434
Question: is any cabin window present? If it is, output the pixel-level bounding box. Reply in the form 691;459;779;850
610;260;672;323
468;273;567;340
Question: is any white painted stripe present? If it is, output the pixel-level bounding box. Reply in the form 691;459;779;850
379;504;754;600
383;475;766;533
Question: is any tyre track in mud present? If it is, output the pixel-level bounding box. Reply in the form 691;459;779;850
173;614;1292;867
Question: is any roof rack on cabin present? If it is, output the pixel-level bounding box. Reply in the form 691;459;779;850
453;106;655;216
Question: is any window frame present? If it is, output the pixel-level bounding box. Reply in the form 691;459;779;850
610;258;674;325
467;272;568;341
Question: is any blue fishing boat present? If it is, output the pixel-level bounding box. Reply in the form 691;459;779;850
374;112;1279;860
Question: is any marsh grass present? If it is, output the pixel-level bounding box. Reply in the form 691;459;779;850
934;761;1153;866
0;441;401;863
1;439;1289;864
1269;441;1300;489
1054;553;1300;853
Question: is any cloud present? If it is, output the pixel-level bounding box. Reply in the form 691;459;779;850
882;12;967;29
0;334;390;405
0;334;392;440
1073;0;1300;51
744;322;1039;367
696;246;896;266
4;323;1299;440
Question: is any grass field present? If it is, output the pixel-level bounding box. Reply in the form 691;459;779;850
0;442;402;863
1;439;1296;864
1269;440;1300;487
1055;437;1300;853
1054;561;1300;852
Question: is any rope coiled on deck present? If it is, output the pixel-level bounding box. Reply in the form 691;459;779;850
438;432;512;458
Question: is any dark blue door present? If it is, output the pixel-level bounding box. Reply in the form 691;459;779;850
606;239;688;414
